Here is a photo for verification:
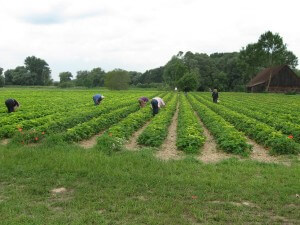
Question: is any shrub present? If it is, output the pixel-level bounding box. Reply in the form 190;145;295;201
95;134;124;155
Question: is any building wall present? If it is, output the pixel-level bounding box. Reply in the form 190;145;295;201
270;66;300;87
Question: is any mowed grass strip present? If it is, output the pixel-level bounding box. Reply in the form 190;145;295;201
0;145;299;224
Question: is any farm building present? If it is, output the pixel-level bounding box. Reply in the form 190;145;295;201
247;65;300;93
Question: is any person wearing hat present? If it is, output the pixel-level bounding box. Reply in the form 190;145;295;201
212;88;219;103
5;98;20;113
138;97;149;108
93;94;105;105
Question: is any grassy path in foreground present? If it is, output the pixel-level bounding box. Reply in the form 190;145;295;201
0;145;299;224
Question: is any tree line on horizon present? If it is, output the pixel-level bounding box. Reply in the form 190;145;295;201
1;31;299;91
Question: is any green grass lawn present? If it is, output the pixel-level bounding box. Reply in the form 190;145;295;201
0;143;299;225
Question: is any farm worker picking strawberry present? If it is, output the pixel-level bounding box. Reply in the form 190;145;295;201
138;97;149;108
151;97;165;116
212;88;219;103
5;98;20;113
93;94;105;105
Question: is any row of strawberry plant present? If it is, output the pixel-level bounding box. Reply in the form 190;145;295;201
210;96;300;144
0;95;91;126
187;95;252;156
194;94;300;155
62;105;139;142
62;93;165;142
1;94;144;139
137;94;178;147
176;94;205;154
219;93;300;124
34;94;152;134
98;93;172;141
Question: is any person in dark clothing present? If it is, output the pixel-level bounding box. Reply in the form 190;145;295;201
184;87;190;96
5;99;19;113
151;98;159;116
93;94;105;105
138;97;149;107
212;89;219;103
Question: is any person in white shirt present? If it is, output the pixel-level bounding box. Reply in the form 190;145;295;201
151;97;165;116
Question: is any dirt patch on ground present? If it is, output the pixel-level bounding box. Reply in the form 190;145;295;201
48;187;73;212
0;139;9;145
125;121;151;150
156;104;183;160
247;138;291;166
51;187;67;194
209;200;258;208
194;112;231;163
78;132;104;149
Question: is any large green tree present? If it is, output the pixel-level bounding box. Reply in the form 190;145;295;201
183;52;219;91
4;66;34;85
163;55;187;88
89;67;105;87
258;31;298;67
129;71;142;85
74;68;105;87
140;67;164;84
177;70;199;91
75;70;91;87
24;56;52;85
0;67;4;87
104;69;130;90
59;72;73;83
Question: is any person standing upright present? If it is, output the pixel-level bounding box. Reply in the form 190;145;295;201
212;89;219;103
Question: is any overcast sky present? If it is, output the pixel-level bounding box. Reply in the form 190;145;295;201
1;0;300;81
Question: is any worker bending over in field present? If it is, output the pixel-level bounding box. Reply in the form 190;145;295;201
151;97;165;116
212;89;219;103
5;98;20;113
138;97;149;107
93;94;105;105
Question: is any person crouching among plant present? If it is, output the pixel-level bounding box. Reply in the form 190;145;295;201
138;97;149;107
151;97;165;116
5;98;20;113
93;94;105;105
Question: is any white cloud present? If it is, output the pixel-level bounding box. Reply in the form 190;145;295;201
0;0;299;81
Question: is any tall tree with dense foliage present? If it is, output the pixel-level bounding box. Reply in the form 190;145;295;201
177;70;199;91
0;67;4;87
140;67;164;84
129;71;142;85
4;66;34;85
24;56;52;85
183;52;219;90
75;70;90;87
258;31;298;68
59;72;73;83
163;55;187;88
74;68;105;87
89;67;106;87
105;69;130;90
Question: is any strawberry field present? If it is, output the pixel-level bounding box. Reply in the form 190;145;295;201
1;88;300;157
